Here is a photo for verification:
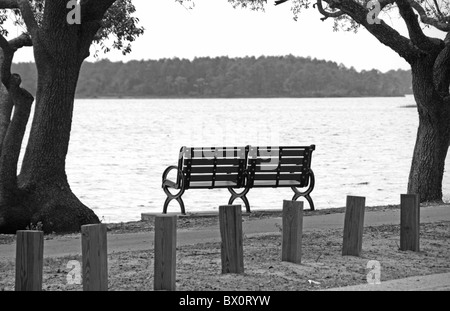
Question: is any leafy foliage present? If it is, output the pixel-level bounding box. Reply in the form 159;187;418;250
0;0;144;56
417;0;449;21
227;0;267;11
0;0;44;36
94;0;144;56
25;221;43;231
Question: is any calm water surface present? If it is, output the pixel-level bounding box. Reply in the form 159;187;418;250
43;97;450;223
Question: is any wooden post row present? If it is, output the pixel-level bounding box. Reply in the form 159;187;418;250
219;205;244;274
342;196;366;256
15;230;44;291
282;200;304;264
400;194;420;252
154;215;177;291
81;224;108;291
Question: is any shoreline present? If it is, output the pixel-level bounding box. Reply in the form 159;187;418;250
116;201;448;232
74;94;410;100
1;202;448;242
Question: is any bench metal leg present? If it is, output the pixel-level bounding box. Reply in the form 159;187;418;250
291;170;315;211
292;193;314;211
163;196;186;215
228;187;251;213
162;165;186;214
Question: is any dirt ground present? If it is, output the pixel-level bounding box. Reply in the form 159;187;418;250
0;207;449;291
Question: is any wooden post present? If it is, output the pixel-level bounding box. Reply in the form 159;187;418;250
219;205;244;274
81;224;108;291
15;231;44;291
282;200;304;264
154;215;177;291
400;194;420;252
342;196;366;256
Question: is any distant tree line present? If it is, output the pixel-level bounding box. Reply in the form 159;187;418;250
12;55;412;98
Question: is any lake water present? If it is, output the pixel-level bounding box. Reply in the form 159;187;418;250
44;96;450;223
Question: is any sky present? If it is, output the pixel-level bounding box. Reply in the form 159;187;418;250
10;0;447;73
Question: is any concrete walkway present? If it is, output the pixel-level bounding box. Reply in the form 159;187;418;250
324;272;450;291
1;205;449;291
1;205;448;259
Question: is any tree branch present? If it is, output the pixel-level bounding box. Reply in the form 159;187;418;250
0;33;31;88
76;0;117;60
0;35;13;88
323;0;421;63
396;0;442;52
0;33;33;88
0;30;33;194
0;84;13;157
0;33;33;104
17;0;39;36
316;0;344;21
81;0;117;22
434;33;450;96
0;75;33;190
8;33;32;50
408;0;450;31
0;0;18;9
379;0;396;10
433;0;443;18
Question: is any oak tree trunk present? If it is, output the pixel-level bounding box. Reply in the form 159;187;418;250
0;85;32;232
0;15;101;233
407;58;450;202
16;49;100;233
0;0;131;234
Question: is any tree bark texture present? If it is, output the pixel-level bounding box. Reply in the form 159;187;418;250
407;56;450;202
0;0;108;233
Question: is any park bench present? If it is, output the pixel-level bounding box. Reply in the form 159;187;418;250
162;145;315;214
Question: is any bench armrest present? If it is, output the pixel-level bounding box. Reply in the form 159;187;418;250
162;165;183;190
163;179;178;189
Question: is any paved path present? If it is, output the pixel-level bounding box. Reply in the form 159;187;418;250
1;205;448;259
1;205;449;291
324;272;450;291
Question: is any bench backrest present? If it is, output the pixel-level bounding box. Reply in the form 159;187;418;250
246;145;315;188
178;146;247;189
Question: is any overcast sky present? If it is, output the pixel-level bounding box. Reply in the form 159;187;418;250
11;0;446;72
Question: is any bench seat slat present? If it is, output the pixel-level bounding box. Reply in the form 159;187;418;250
253;173;303;181
189;166;242;174
253;165;304;172
188;147;246;152
251;180;305;187
185;158;242;166
188;154;245;159
189;174;240;182
254;149;306;157
279;149;307;156
253;157;304;165
188;181;238;188
185;147;246;159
